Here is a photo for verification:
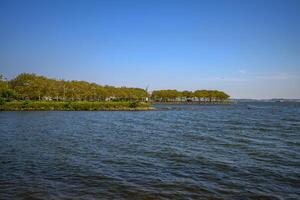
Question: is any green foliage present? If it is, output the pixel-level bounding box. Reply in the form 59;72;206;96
181;90;193;98
0;75;17;101
151;89;230;102
8;73;148;101
0;98;5;105
129;101;139;108
0;73;230;105
0;101;151;111
151;90;180;101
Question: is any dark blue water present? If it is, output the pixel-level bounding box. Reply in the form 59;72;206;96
0;102;299;199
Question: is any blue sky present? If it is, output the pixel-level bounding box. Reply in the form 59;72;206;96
0;0;299;98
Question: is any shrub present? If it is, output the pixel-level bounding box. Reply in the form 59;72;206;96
129;101;139;108
0;98;5;105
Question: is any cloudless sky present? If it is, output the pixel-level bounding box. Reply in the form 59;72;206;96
0;0;299;98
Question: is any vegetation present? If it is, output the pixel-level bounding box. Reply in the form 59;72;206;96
151;89;230;102
0;73;230;110
0;75;17;103
0;73;151;110
4;73;148;101
0;101;150;111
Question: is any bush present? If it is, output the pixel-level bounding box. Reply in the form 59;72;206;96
129;101;139;108
0;98;5;105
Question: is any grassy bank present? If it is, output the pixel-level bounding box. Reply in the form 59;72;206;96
0;101;152;111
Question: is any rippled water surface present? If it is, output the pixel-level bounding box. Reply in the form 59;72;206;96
0;102;300;199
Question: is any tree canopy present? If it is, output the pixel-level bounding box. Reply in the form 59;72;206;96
151;89;230;102
0;73;230;102
5;73;148;101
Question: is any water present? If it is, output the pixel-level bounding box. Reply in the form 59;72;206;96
0;102;299;199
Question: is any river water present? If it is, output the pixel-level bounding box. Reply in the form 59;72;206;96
0;102;299;199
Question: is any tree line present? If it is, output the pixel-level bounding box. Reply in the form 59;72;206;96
0;73;147;101
0;73;230;102
151;89;229;102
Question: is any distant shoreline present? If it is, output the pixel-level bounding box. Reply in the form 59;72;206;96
152;101;233;105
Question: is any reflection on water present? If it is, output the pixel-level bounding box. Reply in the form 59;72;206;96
0;102;299;199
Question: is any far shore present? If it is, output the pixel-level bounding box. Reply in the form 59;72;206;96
152;101;233;104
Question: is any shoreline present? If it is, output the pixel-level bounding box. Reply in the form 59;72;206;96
0;101;235;111
0;107;156;111
0;101;153;111
151;101;233;105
